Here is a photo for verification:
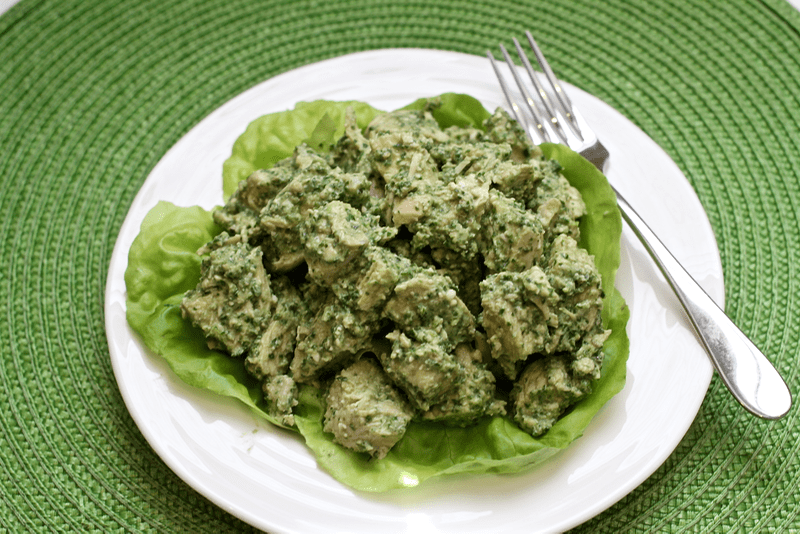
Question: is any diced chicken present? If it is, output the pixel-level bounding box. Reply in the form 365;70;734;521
323;358;416;459
420;343;506;425
480;266;556;378
384;270;475;347
512;354;594;436
291;294;379;382
380;327;460;411
180;242;275;357
300;200;395;285
480;191;545;273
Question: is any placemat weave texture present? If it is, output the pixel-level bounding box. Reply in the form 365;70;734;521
1;0;799;531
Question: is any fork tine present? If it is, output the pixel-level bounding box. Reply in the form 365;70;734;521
486;51;529;133
499;43;554;144
524;31;583;140
487;47;550;144
498;43;551;143
511;37;569;145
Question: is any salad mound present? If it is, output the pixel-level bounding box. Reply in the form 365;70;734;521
125;94;628;492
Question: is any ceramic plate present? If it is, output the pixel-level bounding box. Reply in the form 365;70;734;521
105;49;722;533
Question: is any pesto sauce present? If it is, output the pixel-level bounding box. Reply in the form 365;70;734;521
180;101;610;455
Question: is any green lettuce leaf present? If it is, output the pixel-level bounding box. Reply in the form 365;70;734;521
125;95;629;492
401;92;493;129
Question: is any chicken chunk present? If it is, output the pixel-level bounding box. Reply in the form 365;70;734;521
181;242;275;357
213;166;295;239
300;200;395;286
479;266;556;378
291;294;380;382
323;358;416;459
380;326;461;411
511;354;594;436
384;270;476;348
420;343;506;425
480;191;545;273
262;375;298;427
245;276;308;380
545;234;607;354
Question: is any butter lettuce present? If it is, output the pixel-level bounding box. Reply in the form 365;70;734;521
125;94;628;492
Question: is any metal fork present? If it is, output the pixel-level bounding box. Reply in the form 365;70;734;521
489;31;791;420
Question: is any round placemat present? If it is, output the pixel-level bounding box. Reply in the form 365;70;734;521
1;0;798;532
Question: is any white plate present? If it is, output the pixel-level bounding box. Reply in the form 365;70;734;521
105;49;723;534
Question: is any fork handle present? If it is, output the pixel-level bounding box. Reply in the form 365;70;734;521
614;190;792;419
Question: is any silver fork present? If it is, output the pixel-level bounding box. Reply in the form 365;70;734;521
489;31;791;420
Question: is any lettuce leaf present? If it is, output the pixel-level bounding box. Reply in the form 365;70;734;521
401;93;493;129
125;94;628;492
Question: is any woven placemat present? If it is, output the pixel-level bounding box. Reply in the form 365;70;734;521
2;0;798;531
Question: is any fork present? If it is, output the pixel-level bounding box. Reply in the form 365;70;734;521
489;31;791;420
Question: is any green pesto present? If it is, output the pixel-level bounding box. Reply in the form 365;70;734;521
181;101;611;457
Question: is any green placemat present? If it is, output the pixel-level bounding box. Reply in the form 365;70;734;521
1;0;798;531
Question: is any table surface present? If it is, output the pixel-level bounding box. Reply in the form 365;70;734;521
1;0;799;532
